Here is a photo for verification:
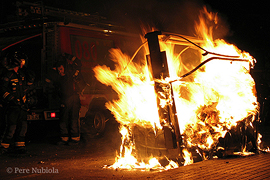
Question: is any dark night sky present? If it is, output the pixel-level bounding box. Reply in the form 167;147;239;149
202;1;270;68
1;0;269;68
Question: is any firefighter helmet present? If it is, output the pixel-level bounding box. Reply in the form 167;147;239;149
7;51;28;68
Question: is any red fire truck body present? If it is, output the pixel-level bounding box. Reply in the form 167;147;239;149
0;2;140;136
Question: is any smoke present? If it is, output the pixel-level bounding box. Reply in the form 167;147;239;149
38;0;230;39
104;0;230;39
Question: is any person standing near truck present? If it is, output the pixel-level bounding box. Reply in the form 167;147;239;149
0;52;29;154
0;56;8;143
49;54;86;145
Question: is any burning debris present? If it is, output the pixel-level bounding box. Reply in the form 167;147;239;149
96;7;259;170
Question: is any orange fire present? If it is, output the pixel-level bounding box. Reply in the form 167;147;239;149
96;7;258;170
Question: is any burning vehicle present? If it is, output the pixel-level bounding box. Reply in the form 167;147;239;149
96;7;260;170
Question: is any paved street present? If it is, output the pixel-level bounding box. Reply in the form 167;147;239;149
0;121;270;179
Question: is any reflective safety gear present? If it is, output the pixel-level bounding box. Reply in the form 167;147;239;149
15;141;25;147
61;137;69;142
1;142;10;149
1;70;26;106
71;136;80;142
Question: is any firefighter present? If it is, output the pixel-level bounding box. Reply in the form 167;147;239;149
0;51;29;154
18;52;37;109
62;53;86;94
50;56;86;145
0;56;8;143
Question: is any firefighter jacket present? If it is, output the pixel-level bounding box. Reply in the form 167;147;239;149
0;64;8;105
65;55;86;94
53;71;80;101
1;69;27;107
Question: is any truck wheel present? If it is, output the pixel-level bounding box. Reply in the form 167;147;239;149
81;111;107;138
93;111;106;136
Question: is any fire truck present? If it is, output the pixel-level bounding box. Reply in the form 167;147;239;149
0;1;141;138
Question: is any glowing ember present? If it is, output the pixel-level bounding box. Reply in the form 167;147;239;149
182;149;194;166
258;133;270;152
96;6;259;170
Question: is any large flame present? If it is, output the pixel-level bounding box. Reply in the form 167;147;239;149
96;7;258;170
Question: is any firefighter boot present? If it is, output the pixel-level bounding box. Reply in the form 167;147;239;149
57;137;69;145
0;146;8;155
14;142;27;154
14;146;27;154
0;143;10;155
68;136;80;146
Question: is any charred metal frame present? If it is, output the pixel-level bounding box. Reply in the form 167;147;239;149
145;31;182;152
144;30;257;159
